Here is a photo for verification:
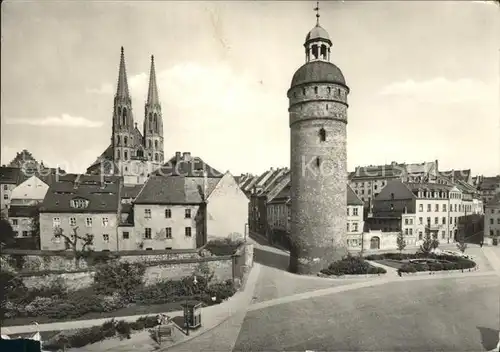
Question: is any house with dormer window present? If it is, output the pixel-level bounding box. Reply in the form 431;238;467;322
38;174;121;251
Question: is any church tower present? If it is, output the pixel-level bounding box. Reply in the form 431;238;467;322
112;47;135;166
288;4;350;274
143;55;164;167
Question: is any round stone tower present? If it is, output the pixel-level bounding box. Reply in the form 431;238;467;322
288;15;349;274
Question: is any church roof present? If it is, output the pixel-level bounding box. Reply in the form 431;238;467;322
146;55;160;107
116;47;130;98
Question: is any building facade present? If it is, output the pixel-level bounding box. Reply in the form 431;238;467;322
369;179;469;245
39;175;121;251
87;48;164;185
288;15;349;274
484;195;500;244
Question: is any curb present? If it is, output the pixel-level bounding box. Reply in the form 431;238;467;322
160;264;259;351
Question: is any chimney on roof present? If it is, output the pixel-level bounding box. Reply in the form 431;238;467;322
175;152;181;163
182;152;191;161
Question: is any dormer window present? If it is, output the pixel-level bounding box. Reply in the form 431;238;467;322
70;198;89;209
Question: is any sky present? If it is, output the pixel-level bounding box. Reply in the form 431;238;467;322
1;0;499;176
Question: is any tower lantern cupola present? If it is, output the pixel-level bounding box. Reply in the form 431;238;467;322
304;2;332;63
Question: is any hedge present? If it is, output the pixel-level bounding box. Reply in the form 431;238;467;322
204;238;244;256
43;316;159;351
320;255;387;276
398;259;476;274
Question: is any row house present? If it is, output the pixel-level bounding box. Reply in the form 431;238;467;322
474;175;500;206
247;168;289;236
8;175;49;240
132;153;248;250
0;163;62;217
349;160;439;212
368;179;470;245
38;152;248;251
260;168;364;250
39;174;122;251
484;194;500;243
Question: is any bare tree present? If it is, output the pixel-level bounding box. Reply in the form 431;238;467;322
54;227;94;267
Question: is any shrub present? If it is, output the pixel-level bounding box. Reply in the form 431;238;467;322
115;320;131;339
206;280;236;303
320;254;385;276
204;238;244;256
93;261;146;298
25;297;54;317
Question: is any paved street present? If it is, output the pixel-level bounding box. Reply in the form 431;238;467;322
166;241;500;352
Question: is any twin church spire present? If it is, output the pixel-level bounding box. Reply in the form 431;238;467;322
112;47;164;167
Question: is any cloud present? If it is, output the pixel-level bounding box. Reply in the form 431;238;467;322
5;114;103;128
86;83;114;95
378;77;497;105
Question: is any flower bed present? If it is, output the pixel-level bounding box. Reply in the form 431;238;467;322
320;255;387;277
364;252;476;274
42;315;159;351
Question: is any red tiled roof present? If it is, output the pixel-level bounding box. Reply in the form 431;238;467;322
347;185;363;205
134;175;220;205
39;174;121;213
153;153;223;178
439;169;471;183
0;167;23;184
121;184;143;199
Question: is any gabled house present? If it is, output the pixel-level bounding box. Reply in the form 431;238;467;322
132;153;248;250
39;175;122;251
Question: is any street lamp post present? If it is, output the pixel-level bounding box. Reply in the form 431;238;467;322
244;223;249;242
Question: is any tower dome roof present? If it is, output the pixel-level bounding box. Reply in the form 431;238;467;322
305;24;331;43
290;61;346;88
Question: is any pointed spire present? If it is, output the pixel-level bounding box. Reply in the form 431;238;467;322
146;54;160;106
116;46;130;98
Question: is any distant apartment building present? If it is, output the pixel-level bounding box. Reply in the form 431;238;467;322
368;179;469;245
39;175;122;251
346;186;365;249
348;160;439;210
474;175;500;206
484;195;500;243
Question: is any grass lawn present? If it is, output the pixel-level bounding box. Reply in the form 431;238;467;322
374;259;406;269
2;301;185;327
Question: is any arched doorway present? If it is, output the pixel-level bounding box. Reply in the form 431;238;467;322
370;236;380;250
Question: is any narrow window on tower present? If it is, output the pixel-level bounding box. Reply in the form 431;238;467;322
122;108;127;126
316;157;321;167
155;153;159;161
312;45;318;59
154;140;158;149
314;87;318;95
124;136;128;146
148;140;152;149
320;45;327;59
302;87;306;95
327;87;331;95
124;151;128;160
154;113;158;131
117;136;120;145
319;128;326;142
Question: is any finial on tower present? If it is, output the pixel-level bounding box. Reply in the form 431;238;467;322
151;55;154;62
314;1;320;25
121;46;124;54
